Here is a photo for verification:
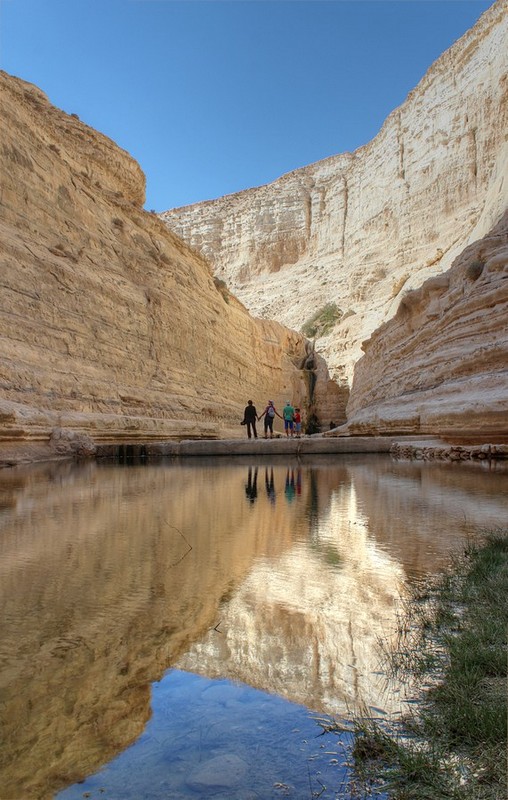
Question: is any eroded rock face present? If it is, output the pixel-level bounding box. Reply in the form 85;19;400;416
161;1;508;390
0;71;344;459
343;211;508;437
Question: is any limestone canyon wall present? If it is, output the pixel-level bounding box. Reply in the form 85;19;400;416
341;210;508;438
161;0;508;395
0;71;342;461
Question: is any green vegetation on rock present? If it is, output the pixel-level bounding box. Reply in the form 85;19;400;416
213;276;230;304
300;302;342;339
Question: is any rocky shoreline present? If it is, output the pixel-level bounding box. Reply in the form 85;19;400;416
2;434;508;469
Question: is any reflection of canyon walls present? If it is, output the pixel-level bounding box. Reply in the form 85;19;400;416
345;458;508;577
178;529;406;718
176;457;508;716
178;465;408;717
0;462;304;799
0;70;343;462
2;458;506;796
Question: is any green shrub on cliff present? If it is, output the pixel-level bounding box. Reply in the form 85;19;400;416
301;302;342;339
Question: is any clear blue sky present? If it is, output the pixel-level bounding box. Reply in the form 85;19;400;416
1;0;493;211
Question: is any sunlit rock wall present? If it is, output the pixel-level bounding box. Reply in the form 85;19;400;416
343;211;508;437
0;71;344;461
161;0;508;391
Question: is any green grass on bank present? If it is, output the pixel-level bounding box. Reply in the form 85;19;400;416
352;530;508;800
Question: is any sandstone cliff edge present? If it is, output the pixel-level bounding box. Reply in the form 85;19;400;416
0;71;343;465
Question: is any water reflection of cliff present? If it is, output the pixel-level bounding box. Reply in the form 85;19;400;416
178;458;508;718
177;490;406;717
0;457;506;798
0;461;300;798
349;458;508;576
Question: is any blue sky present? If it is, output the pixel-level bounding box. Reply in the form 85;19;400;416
1;0;493;211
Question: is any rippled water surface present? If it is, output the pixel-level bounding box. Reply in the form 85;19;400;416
0;455;506;799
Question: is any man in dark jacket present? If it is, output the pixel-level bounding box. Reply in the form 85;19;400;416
242;400;258;439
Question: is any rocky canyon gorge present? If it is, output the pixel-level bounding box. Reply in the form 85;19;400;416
0;71;342;465
0;1;507;464
162;0;508;440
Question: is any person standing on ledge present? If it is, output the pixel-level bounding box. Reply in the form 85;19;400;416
242;399;258;439
293;407;302;438
258;400;282;439
282;400;295;437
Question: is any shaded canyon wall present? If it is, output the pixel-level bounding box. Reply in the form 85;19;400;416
341;210;508;437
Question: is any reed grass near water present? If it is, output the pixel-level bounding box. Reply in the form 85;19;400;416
351;530;508;800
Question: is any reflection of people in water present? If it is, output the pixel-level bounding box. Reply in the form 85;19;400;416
265;467;276;504
296;467;302;496
284;468;296;503
245;466;258;504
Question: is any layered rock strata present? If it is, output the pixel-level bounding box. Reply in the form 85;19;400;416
161;0;508;392
0;71;343;462
340;211;508;437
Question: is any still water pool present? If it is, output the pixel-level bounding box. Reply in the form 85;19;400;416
0;455;506;799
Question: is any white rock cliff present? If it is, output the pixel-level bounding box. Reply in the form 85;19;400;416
161;0;508;407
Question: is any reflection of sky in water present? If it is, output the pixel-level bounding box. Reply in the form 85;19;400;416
1;455;506;798
58;670;367;800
